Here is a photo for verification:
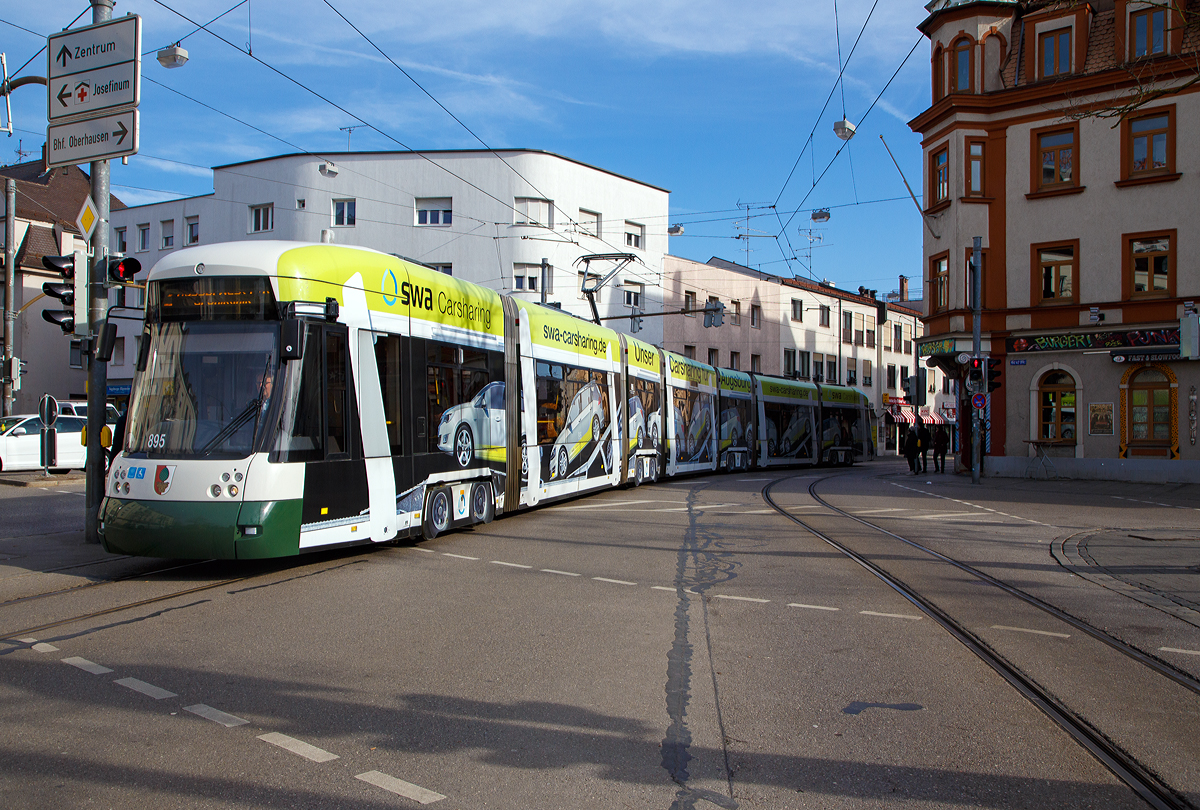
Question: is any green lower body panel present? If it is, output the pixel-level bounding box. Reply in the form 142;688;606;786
100;497;303;560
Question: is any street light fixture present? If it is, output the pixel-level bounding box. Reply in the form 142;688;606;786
157;43;188;69
811;209;831;223
833;118;856;141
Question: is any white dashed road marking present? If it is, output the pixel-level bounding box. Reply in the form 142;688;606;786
541;569;580;577
555;499;667;510
442;553;479;561
62;657;113;675
992;625;1070;639
185;704;250;727
852;508;907;515
860;611;923;621
490;560;532;569
31;642;59;653
652;585;698;594
1161;647;1200;656
714;594;770;604
789;603;840;611
258;732;339;762
357;770;446;804
17;637;39;643
115;677;177;700
593;577;637;586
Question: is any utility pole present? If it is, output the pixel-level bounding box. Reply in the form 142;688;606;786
4;178;14;417
84;0;114;544
971;236;982;485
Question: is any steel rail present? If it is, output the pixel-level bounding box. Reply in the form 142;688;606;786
763;473;1188;810
806;475;1200;696
0;559;215;609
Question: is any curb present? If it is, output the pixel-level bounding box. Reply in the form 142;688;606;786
0;474;86;488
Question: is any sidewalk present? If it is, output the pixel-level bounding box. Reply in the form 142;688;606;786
0;471;86;488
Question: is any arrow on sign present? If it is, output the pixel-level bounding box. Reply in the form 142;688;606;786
57;84;71;108
112;120;128;145
56;45;72;69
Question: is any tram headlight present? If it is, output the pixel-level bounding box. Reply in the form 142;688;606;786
210;484;222;497
228;485;239;497
221;473;230;482
123;481;130;494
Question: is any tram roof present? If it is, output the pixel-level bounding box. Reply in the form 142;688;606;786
144;240;393;281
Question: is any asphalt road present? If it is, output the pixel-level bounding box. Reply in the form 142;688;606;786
2;462;1196;808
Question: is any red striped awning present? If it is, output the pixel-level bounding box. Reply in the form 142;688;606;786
889;406;917;423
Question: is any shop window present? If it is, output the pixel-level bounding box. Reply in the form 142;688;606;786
1127;367;1170;455
1038;371;1077;443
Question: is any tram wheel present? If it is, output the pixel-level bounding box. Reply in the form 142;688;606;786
423;487;451;540
471;482;493;524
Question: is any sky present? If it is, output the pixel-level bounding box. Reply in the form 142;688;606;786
3;0;934;297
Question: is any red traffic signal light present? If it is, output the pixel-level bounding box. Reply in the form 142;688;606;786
42;253;76;279
41;253;81;335
968;357;984;382
105;255;141;284
987;358;1002;392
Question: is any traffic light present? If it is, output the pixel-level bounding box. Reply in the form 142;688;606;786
9;357;25;391
915;368;928;407
103;255;141;284
901;372;915;402
987;358;1002;392
968;357;984;384
41;250;87;336
630;305;643;333
703;301;725;328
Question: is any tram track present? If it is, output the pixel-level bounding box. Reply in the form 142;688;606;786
763;472;1191;810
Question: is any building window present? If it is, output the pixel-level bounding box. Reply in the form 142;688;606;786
751;354;761;374
416;197;452;226
624;221;644;249
826;359;838;385
847;358;857;386
813;353;824;382
515;263;548;293
709;348;719;367
514;271;537;291
186;216;199;245
250;204;273;233
137;225;149;251
1036;128;1076;190
160;220;174;250
932;46;945;101
966;140;985;196
819;305;831;328
114;227;127;254
579;272;602;301
854;312;865;346
842;310;853;344
950;37;972;93
798;351;810;379
1039;28;1071;78
1038;371;1077;443
515;198;553;227
684;290;697;316
432;264;452;276
297;199;306;209
894;323;904;352
866;315;876;348
791;299;803;321
624;282;642;308
930;146;949;206
1124;109;1173;179
1131;7;1167;59
683;345;696;360
863;359;872;387
1128;367;1171;453
903;324;912;355
750;304;761;329
929;254;949;312
333;199;356;227
578;209;601;238
730;301;741;325
729;351;740;371
887;364;897;390
784;349;797;377
1034;243;1077;304
1125;232;1174;298
113;336;125;366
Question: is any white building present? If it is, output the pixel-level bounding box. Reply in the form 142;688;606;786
107;149;671;396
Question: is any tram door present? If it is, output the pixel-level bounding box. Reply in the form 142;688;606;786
299;323;369;526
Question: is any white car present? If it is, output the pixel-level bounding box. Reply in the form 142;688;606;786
58;401;120;424
0;414;86;472
549;381;607;480
437;381;506;468
627;396;646;453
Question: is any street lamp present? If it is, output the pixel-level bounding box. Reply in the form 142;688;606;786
157;43;188;69
833;118;856;141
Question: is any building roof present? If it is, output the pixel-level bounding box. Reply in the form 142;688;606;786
210;149;671;194
0;159;126;231
15;224;60;270
703;255;921;315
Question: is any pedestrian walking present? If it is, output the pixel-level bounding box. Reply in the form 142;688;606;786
933;426;949;473
903;428;919;474
917;421;931;474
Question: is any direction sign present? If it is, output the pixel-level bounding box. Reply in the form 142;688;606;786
48;16;140;81
48;61;141;122
47;109;138;169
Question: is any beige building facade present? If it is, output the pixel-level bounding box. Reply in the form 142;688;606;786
912;0;1200;480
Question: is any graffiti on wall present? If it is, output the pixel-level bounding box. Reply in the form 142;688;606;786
1007;328;1180;354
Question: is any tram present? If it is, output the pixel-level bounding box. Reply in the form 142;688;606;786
100;241;872;559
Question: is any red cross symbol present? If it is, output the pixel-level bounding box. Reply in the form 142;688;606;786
75;84;89;103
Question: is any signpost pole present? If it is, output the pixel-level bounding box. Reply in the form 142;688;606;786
971;236;982;485
84;0;114;545
4;178;15;417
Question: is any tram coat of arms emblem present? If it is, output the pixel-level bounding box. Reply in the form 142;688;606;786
154;465;176;496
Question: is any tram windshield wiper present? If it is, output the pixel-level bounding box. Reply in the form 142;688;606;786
198;398;263;455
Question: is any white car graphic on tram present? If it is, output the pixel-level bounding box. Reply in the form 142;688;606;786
548;381;607;480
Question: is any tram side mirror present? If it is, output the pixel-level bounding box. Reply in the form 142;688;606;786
324;297;339;323
135;329;152;372
281;319;303;361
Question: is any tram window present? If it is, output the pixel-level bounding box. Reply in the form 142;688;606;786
374;335;404;456
326;331;349;457
278;325;325;462
425;340;491;453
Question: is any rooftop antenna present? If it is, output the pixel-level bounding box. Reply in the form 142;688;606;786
14;139;31;163
734;201;774;269
340;124;367;151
